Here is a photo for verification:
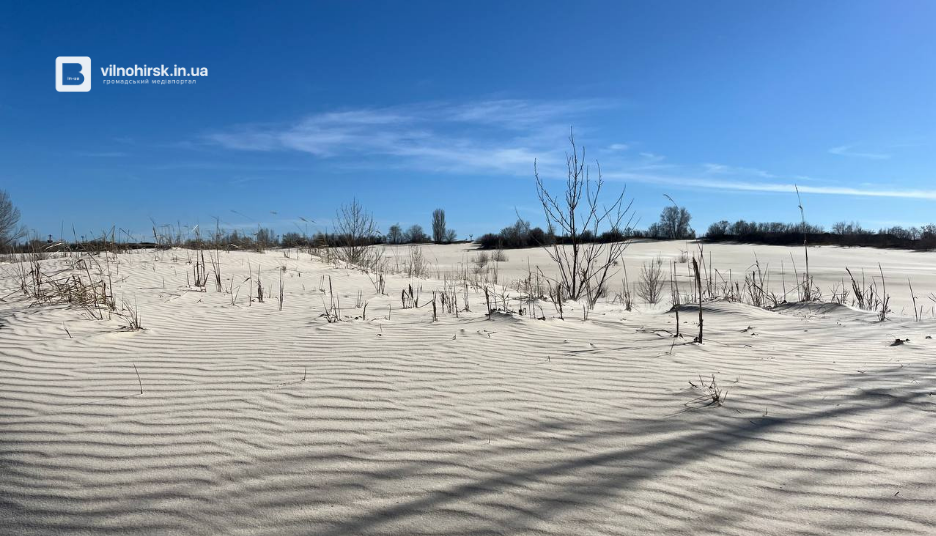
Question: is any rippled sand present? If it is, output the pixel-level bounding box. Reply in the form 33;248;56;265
1;246;934;535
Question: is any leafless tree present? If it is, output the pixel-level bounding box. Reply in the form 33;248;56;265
0;189;24;250
656;206;693;239
387;224;404;244
334;198;377;265
535;131;634;307
405;224;429;243
431;208;447;243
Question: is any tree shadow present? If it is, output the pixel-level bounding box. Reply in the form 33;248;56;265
309;368;935;535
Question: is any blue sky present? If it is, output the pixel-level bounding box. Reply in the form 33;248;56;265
2;1;935;240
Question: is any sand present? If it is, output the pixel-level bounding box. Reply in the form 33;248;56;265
387;240;936;314
1;243;935;535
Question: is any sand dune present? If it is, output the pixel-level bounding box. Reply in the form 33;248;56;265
1;245;935;535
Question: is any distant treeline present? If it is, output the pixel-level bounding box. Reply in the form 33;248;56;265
12;240;161;253
17;218;936;254
476;218;936;251
475;219;680;250
704;220;936;250
477;205;697;249
14;228;450;254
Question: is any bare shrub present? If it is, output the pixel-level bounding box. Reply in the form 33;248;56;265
335;198;378;265
535;131;634;308
471;251;490;274
365;250;387;294
405;245;429;278
636;257;665;304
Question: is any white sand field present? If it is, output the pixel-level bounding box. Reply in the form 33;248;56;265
1;242;935;535
388;240;936;314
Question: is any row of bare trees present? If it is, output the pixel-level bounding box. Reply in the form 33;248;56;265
384;209;457;245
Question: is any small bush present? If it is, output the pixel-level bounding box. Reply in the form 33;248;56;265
471;252;490;273
636;258;665;304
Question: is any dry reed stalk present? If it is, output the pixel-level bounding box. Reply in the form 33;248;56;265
278;269;284;311
878;263;889;321
795;185;812;301
909;279;920;321
671;260;680;338
133;364;143;395
692;256;703;343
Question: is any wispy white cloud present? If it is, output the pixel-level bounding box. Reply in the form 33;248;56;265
702;163;776;179
608;143;629;151
619;152;671;171
442;99;612;129
204;99;611;174
828;144;891;160
74;151;129;157
602;170;936;200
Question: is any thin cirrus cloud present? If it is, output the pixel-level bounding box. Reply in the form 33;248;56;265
702;163;776;179
74;151;129;157
828;144;891;160
203;99;613;174
602;171;936;200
